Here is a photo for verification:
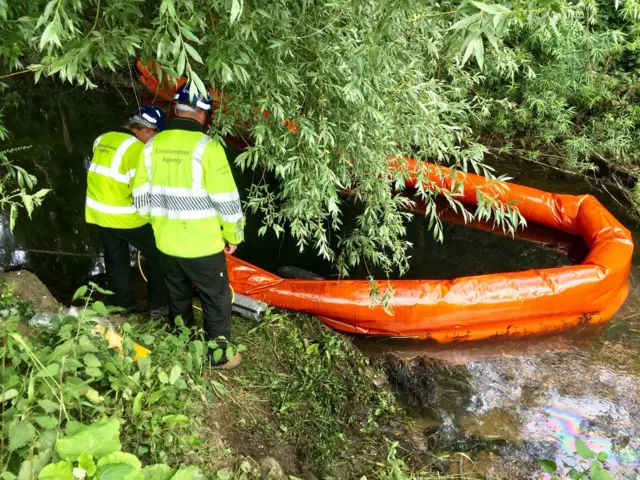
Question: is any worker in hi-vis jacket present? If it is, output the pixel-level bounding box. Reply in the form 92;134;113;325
132;83;244;370
85;106;169;319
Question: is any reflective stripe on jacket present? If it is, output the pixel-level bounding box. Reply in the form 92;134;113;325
85;131;147;229
131;118;244;258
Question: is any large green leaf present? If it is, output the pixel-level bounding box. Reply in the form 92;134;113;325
83;353;102;368
56;418;121;461
590;459;613;480
95;452;142;480
38;461;73;480
162;414;191;426
1;388;19;402
142;465;175;480
94;464;136;480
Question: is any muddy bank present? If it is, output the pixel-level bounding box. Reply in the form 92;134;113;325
0;270;61;312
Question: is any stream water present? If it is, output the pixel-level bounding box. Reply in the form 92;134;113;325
2;83;639;479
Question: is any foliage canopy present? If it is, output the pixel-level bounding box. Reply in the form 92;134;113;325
0;0;638;275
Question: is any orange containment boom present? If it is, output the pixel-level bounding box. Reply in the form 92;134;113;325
228;161;633;342
135;61;633;342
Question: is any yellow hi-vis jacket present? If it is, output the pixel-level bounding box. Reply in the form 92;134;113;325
85;130;147;229
131;118;244;258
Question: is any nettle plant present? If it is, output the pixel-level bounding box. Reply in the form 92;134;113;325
0;282;242;478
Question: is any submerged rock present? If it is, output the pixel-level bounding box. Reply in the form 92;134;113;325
379;354;472;411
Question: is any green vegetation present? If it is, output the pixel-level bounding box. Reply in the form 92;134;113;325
0;283;210;477
539;437;613;480
27;418;205;480
0;145;49;233
1;281;464;478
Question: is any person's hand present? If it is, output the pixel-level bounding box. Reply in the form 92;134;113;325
224;243;237;255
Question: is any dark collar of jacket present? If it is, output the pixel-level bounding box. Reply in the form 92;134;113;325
166;117;204;133
117;128;136;136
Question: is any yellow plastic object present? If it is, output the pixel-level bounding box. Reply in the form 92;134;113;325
92;319;150;361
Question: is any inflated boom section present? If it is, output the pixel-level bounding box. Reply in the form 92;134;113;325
227;161;633;341
137;61;634;342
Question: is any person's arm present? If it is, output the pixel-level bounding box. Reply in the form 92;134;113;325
131;142;152;218
204;141;244;249
122;141;142;188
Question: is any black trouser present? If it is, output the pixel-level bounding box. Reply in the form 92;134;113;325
159;251;232;348
97;224;168;310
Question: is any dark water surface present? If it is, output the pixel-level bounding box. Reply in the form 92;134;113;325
2;84;639;479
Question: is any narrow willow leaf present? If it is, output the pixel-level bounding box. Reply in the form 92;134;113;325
462;34;478;64
474;36;485;68
36;0;58;30
483;26;500;50
471;1;510;14
449;13;481;30
184;43;203;64
177;49;186;76
230;0;243;23
180;26;201;44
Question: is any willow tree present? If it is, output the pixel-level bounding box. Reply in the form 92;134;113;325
1;0;636;277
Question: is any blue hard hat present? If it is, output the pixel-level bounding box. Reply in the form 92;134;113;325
173;81;213;111
130;105;167;131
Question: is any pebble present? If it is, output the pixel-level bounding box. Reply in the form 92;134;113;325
259;457;284;478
